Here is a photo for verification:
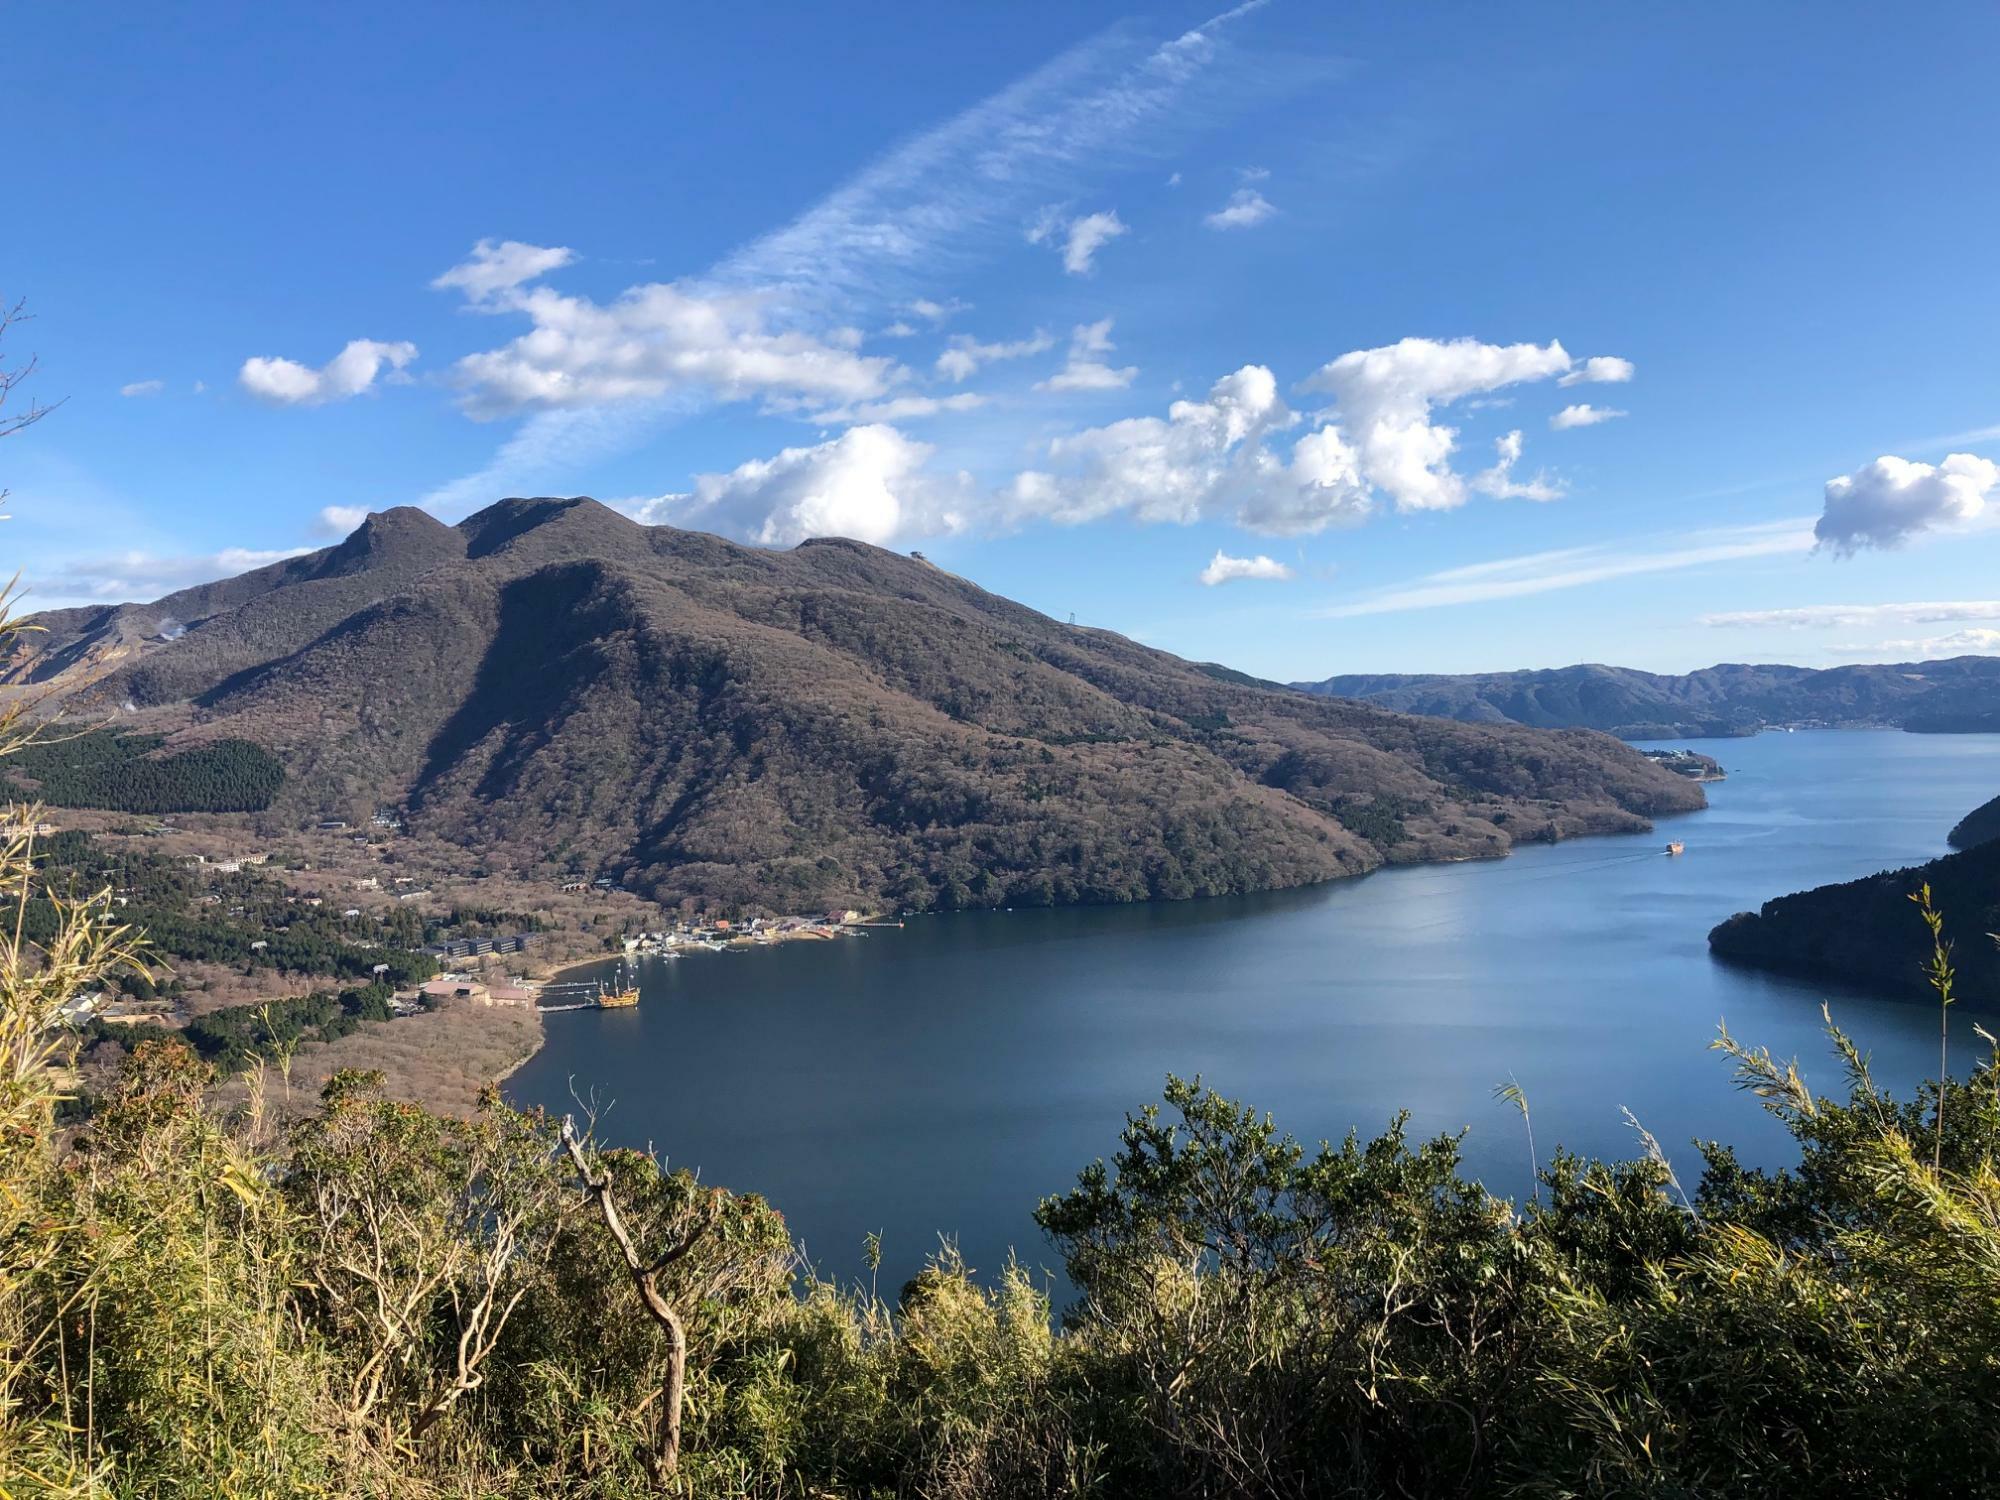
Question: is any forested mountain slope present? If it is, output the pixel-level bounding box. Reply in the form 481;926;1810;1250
1297;658;2000;738
1949;793;2000;851
1709;837;2000;1002
8;499;1701;911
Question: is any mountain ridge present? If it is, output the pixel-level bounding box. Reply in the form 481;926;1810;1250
1295;658;2000;738
8;499;1703;912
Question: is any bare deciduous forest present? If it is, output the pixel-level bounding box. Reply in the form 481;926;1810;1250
9;496;1703;918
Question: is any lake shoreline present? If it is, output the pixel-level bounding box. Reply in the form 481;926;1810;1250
505;730;1997;1293
493;814;1690;1097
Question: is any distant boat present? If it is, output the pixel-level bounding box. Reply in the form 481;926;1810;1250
598;964;641;1007
1665;841;1685;856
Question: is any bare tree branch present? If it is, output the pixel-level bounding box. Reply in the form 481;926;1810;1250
0;297;65;509
560;1114;695;1490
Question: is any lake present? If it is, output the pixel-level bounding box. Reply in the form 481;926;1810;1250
510;729;2000;1291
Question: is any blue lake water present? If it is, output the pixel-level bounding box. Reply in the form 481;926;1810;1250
510;729;2000;1291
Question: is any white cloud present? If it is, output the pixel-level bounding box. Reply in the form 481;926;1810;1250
1317;518;1816;617
1166;171;1183;187
1032;209;1129;275
417;4;1274;512
431;238;578;305
624;424;968;547
1814;451;1998;554
935;329;1056;382
437;266;899;419
1702;601;2000;629
467;328;1624;555
1036;318;1138;392
1204;187;1276;229
315;504;372;536
906;297;969;324
1550;403;1626;430
1199;550;1293;585
239;339;418;406
1006;364;1372;534
1830;628;2000;657
1923;628;2000;653
811;392;989;423
1299;337;1579;512
1073;318;1116;354
1002;336;1612;534
1471;429;1561;501
1557;356;1635;387
119;379;164;398
36;546;314;606
1237;165;1270;182
1039;363;1138;393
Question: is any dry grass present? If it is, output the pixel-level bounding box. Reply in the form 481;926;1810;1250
214;999;544;1123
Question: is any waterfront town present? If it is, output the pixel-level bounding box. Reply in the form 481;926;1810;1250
27;798;886;1117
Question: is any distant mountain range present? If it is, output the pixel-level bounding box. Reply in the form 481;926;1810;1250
6;498;1699;913
1295;659;2000;739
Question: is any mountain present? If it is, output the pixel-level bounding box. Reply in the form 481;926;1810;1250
7;499;1702;912
1294;659;2000;738
1949;794;2000;852
1709;837;2000;1003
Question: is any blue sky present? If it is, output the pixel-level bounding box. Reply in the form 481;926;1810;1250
10;1;1999;679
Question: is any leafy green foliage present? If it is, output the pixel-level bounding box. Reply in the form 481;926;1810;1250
16;1002;2000;1499
181;983;397;1070
8;729;282;812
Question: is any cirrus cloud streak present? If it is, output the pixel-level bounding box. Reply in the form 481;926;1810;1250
1702;600;2000;629
1317;519;1816;618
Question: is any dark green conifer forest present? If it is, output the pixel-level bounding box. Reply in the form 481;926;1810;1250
8;729;284;813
